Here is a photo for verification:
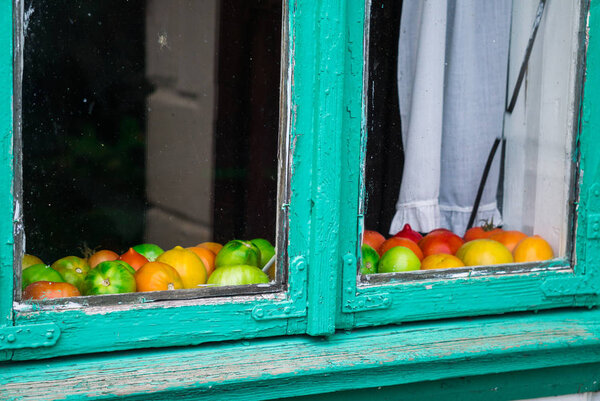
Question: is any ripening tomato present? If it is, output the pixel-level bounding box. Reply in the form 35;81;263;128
488;230;527;253
456;239;513;266
419;231;464;257
119;248;149;271
463;226;503;242
187;246;216;276
88;250;119;269
362;230;386;251
513;235;554;262
135;262;184;292
420;254;465;270
378;237;424;260
23;281;81;300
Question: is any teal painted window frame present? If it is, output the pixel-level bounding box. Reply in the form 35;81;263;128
0;0;345;361
0;0;599;365
335;0;600;329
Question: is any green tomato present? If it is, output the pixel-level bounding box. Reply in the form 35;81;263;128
360;244;379;275
22;264;65;290
378;246;421;273
207;265;269;286
51;256;90;293
250;238;275;269
132;243;164;262
215;240;260;268
83;260;136;295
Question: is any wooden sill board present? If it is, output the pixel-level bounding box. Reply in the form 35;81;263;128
3;307;600;400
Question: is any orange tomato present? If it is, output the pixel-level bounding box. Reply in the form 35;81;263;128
89;250;119;269
378;237;423;260
419;231;464;257
362;230;386;251
187;246;216;276
119;248;149;271
135;262;184;292
488;230;527;253
157;246;207;289
456;239;513;266
23;281;81;300
197;242;223;255
513;235;554;262
421;254;465;270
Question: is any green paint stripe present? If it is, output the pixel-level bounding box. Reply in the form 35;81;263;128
0;0;14;332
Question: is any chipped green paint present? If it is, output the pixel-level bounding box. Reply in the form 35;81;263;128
2;1;600;400
4;308;600;400
0;0;14;363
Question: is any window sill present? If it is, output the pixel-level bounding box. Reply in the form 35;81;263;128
3;307;600;400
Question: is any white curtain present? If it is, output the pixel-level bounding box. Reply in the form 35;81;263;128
390;0;512;236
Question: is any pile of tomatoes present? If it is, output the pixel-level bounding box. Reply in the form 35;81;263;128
361;223;555;274
21;239;275;300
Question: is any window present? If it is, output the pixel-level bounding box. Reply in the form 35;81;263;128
2;0;599;363
4;0;324;361
335;0;595;328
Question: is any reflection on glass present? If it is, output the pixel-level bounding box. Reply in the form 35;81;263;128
20;0;283;299
362;0;579;276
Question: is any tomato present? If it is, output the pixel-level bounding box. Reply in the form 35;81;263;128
207;265;269;286
22;254;44;270
378;246;421;273
157;246;207;288
513;235;554;262
22;264;64;290
187;246;216;276
88;250;119;269
83;260;137;295
51;256;90;293
23;281;80;300
250;238;276;269
420;254;465;270
360;244;379;274
119;248;149;271
378;237;424;260
196;242;223;255
215;240;260;268
135;262;184;292
392;223;423;243
456;239;513;266
362;230;386;251
488;230;527;253
464;226;503;242
132;243;164;262
418;231;464;257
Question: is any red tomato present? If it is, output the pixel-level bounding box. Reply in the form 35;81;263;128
392;223;423;243
419;231;464;257
362;230;386;251
23;281;81;300
464;226;503;242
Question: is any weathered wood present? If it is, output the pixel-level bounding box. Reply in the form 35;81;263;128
0;0;13;363
3;308;600;400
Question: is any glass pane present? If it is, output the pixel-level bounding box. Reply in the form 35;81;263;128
361;0;582;279
18;0;285;301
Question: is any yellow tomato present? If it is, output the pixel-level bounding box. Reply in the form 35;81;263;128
421;254;465;270
156;246;207;289
456;239;514;266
